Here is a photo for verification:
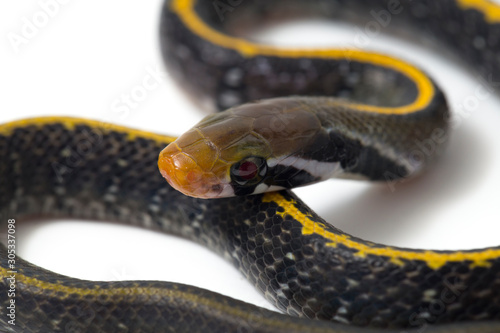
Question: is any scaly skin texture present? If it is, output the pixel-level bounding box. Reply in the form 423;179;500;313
1;0;500;331
160;0;500;113
1;119;500;332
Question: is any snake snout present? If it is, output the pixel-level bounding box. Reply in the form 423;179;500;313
158;143;232;198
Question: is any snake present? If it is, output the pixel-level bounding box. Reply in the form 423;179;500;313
1;0;500;332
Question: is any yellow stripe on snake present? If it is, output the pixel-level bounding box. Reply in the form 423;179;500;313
2;0;500;332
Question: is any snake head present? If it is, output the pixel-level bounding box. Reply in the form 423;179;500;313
158;109;272;198
158;128;235;198
159;98;323;198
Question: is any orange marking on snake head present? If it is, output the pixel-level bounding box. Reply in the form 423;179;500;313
158;132;233;198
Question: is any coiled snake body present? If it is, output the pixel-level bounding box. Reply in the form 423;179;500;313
1;0;500;332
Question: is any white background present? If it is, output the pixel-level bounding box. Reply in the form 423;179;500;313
1;0;500;312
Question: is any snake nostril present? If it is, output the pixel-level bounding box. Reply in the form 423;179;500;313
211;184;222;193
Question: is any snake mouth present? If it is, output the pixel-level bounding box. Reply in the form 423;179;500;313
158;144;233;198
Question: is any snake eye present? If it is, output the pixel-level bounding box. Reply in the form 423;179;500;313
230;156;267;186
